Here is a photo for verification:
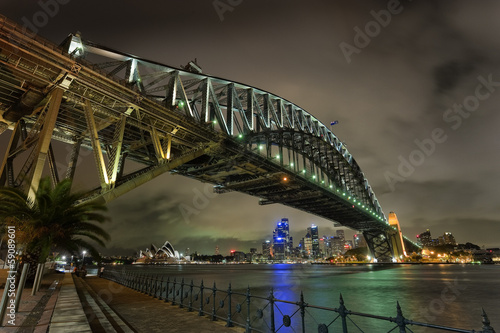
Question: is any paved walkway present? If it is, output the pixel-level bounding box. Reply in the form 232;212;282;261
81;276;245;332
1;270;245;332
0;270;64;333
47;273;91;333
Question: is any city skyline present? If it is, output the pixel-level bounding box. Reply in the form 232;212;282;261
1;2;500;255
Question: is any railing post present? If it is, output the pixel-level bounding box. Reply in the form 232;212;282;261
395;301;407;333
189;279;194;312
158;276;163;300
481;308;496;333
153;274;160;298
269;288;275;333
299;291;306;333
165;277;170;303
14;263;30;312
246;285;251;333
199;280;204;316
180;278;185;308
212;282;217;321
149;274;153;296
226;283;233;327
172;278;177;305
339;293;348;333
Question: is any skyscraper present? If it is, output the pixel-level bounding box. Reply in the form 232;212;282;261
336;229;345;241
307;224;319;257
353;234;366;248
273;218;293;260
443;232;457;245
417;229;432;247
332;230;346;255
262;240;272;259
304;232;312;257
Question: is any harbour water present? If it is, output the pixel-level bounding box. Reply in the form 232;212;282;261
104;263;499;332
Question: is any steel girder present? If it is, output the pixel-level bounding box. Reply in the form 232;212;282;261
0;15;220;201
57;32;385;221
0;15;421;260
363;229;395;263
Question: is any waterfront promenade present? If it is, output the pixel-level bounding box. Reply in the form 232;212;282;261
0;269;244;332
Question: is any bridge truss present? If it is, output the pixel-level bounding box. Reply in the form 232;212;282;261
0;15;419;261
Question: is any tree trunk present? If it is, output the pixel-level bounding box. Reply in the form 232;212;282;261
17;250;41;287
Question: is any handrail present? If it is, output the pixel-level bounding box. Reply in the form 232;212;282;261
101;269;496;333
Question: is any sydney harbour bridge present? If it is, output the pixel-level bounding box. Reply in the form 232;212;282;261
0;15;418;261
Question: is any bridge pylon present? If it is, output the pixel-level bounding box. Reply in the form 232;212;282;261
363;229;395;262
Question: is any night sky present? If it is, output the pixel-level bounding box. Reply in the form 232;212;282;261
2;1;500;256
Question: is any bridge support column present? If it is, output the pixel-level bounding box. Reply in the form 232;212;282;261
27;88;64;201
363;229;395;263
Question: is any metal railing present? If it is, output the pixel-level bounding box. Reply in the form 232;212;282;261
101;269;495;333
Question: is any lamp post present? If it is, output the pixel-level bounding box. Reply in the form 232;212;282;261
82;250;86;265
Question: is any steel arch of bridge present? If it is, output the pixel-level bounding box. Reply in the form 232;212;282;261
0;15;419;261
64;34;386;220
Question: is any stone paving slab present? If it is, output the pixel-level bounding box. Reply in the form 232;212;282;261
0;270;63;332
48;273;91;333
83;276;245;333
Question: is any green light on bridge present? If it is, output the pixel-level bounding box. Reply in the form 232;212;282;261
238;134;243;139
302;170;306;174
178;100;185;107
290;163;294;167
259;145;264;150
312;175;316;179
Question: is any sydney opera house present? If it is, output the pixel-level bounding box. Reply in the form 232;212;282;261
135;241;182;264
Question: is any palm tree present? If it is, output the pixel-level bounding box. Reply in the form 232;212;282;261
0;177;110;283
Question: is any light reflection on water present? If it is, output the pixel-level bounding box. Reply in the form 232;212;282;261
105;264;499;332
